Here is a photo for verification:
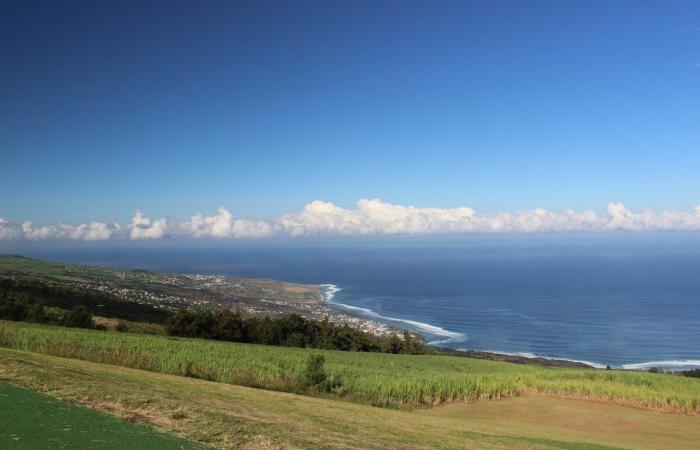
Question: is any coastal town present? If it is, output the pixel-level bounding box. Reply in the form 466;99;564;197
50;262;395;337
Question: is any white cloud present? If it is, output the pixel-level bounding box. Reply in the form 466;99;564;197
63;221;120;241
186;207;274;239
129;211;170;240
276;199;700;235
21;221;56;240
605;202;700;231
276;199;610;235
0;218;21;240
3;200;700;241
17;220;118;241
276;199;480;236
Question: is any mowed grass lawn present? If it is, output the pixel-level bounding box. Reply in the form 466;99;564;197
1;320;699;411
0;380;204;449
2;348;700;450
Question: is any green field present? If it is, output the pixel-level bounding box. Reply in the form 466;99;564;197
0;256;90;283
3;348;700;450
0;255;154;284
1;320;698;411
0;380;204;449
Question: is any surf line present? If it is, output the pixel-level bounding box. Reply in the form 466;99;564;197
319;284;467;346
320;286;700;370
621;360;700;370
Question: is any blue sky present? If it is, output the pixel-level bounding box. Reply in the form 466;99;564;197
2;0;700;227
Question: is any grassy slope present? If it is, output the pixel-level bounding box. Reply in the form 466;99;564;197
0;255;171;293
0;255;89;283
0;380;204;449
2;348;700;450
1;320;699;411
0;254;319;301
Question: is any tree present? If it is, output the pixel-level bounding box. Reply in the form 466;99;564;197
163;308;423;355
166;309;199;337
384;334;404;354
212;309;244;341
26;302;47;323
401;331;420;354
61;306;93;329
0;299;28;321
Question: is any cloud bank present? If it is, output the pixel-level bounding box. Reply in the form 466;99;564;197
129;210;170;240
2;199;700;241
16;220;120;241
185;207;274;239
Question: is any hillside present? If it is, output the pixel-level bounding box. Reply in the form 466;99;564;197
0;255;321;311
1;320;698;411
2;255;700;448
2;348;700;449
0;255;391;335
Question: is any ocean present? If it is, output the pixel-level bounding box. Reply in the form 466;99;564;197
4;233;700;369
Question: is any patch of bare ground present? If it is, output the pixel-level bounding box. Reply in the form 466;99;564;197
422;394;700;450
516;386;699;415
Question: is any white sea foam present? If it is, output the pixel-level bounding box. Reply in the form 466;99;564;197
621;360;700;371
321;287;467;345
465;352;700;371
320;284;341;302
320;284;698;369
467;350;608;369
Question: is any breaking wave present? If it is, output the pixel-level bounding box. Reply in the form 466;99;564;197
468;350;609;369
319;285;699;370
621;360;700;371
320;284;467;346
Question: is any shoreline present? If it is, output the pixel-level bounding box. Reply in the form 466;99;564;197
5;255;696;372
311;284;395;337
317;284;596;369
318;284;700;371
319;283;466;344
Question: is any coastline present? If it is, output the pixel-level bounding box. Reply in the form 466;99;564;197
318;284;700;371
311;284;395;337
5;255;697;372
319;284;466;344
317;284;597;369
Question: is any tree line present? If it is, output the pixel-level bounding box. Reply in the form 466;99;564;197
166;308;427;354
0;285;94;329
1;278;427;354
0;278;169;323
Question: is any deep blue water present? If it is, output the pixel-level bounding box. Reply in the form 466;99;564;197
4;234;700;369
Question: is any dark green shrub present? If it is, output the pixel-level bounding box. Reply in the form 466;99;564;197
0;300;28;321
681;369;700;378
165;308;427;355
26;303;47;323
61;306;93;329
303;354;327;388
